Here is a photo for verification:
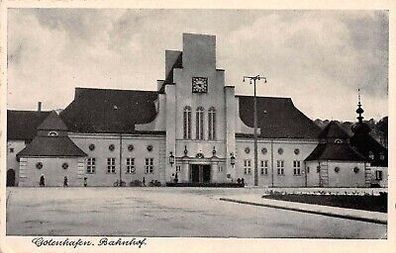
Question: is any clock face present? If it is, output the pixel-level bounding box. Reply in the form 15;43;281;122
192;77;208;93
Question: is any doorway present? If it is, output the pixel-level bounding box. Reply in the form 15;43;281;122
7;169;15;187
190;164;211;183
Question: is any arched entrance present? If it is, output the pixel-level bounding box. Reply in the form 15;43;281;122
7;169;15;187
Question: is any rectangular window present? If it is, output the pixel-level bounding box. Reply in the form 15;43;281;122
376;170;383;180
293;160;301;176
126;158;135;174
107;158;116;173
145;158;154;174
87;157;96;174
260;160;268;175
176;165;181;172
196;108;204;140
277;160;284;175
183;107;191;139
208;108;216;140
244;159;252;174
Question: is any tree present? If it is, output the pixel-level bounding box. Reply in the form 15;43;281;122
376;116;388;148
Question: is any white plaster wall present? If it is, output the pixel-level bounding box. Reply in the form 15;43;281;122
236;139;318;187
70;134;166;186
327;161;366;187
305;161;321;187
368;166;388;187
19;157;83;187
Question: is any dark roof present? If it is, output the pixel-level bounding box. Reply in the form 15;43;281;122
318;121;350;140
38;111;68;131
350;132;388;166
60;88;160;134
305;143;367;162
7;110;50;140
159;51;183;93
17;136;87;157
237;96;321;139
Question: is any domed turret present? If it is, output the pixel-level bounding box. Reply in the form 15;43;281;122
351;89;371;135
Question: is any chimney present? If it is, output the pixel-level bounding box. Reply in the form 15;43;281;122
38;102;42;112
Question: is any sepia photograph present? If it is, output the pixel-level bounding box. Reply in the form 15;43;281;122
1;2;394;253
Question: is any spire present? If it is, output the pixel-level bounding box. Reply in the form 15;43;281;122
352;88;371;135
356;88;364;123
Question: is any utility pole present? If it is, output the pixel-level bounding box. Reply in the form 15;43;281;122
243;75;267;186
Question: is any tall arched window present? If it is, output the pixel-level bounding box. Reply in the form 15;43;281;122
208;107;216;140
183;106;191;139
196;107;204;140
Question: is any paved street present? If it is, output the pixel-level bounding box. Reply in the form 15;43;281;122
6;187;386;238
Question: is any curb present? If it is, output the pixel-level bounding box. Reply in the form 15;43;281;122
219;197;387;225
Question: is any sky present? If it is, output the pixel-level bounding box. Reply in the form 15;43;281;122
7;9;388;121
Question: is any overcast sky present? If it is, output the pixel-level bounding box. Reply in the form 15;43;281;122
7;9;388;121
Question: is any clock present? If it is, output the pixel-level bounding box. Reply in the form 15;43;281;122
192;77;208;93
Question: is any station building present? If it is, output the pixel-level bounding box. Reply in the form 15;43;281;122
6;33;388;187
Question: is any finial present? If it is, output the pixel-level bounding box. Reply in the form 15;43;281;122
356;88;364;123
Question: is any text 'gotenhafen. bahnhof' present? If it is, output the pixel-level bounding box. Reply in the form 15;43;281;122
7;33;388;188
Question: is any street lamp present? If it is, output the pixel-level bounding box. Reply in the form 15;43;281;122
169;151;175;167
230;152;236;166
243;75;267;186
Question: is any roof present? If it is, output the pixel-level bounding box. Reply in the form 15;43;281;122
17;136;87;157
305;143;367;162
350;132;388;166
7;110;50;140
237;96;321;139
318;121;351;140
60;88;160;134
37;111;68;131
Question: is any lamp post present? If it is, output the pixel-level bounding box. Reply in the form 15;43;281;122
230;153;236;167
243;75;267;186
169;152;175;167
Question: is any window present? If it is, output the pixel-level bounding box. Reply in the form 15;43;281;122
278;148;283;155
183;106;191;139
379;153;385;161
260;160;268;175
107;158;116;173
306;167;310;173
126;158;135;174
293;160;301;176
208;107;216;140
244;159;252;175
176;165;181;172
277;160;284;175
376;170;383;180
196;107;204;140
145;158;154;174
48;131;59;137
87;158;96;173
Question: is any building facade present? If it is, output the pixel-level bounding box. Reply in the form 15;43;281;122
7;33;388;187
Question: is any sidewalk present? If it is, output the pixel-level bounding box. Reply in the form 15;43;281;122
219;195;387;224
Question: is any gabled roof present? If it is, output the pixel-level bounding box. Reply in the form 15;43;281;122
350;131;388;166
305;143;366;162
237;96;321;139
60;88;159;134
7;110;50;140
37;111;68;131
318;121;350;140
17;136;87;157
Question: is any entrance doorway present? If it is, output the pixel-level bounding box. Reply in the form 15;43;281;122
190;164;211;183
7;169;15;187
